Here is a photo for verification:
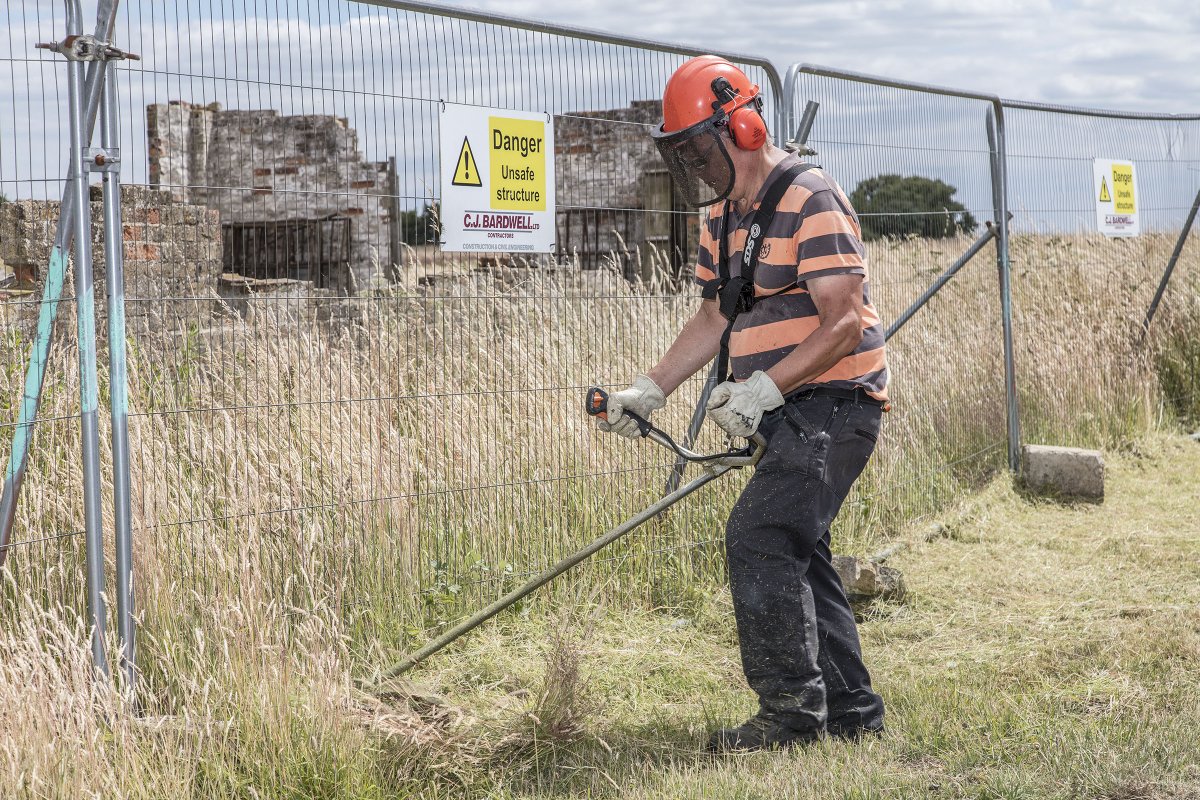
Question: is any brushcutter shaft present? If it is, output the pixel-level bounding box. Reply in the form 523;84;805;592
367;390;768;682
378;464;733;679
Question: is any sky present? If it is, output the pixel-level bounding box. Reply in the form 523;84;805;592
430;0;1200;114
2;0;1197;233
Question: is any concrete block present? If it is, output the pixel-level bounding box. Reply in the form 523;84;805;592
1021;444;1105;501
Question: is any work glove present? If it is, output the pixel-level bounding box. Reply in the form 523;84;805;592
706;370;784;438
597;374;666;439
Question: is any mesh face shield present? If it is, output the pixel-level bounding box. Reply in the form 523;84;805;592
651;117;736;208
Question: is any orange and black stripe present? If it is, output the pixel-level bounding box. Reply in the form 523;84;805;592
695;154;888;401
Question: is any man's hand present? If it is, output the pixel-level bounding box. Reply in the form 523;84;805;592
706;370;784;438
597;374;667;439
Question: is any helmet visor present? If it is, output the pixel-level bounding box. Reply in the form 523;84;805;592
652;119;735;208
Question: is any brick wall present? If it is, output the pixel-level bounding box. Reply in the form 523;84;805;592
0;185;220;324
139;98;694;284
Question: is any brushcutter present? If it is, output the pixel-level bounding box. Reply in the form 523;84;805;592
373;387;765;681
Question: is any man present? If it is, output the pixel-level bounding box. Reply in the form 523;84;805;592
597;56;889;753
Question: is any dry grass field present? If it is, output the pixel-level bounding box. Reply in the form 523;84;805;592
0;229;1196;797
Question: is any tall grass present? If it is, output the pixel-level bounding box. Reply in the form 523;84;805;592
0;230;1196;796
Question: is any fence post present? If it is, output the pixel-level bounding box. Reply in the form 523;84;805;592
99;59;136;697
986;105;1022;472
387;156;403;282
63;0;110;679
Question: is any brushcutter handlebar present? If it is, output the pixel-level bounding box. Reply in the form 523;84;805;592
586;386;766;467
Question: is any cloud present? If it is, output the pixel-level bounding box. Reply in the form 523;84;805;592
436;0;1199;113
2;0;1195;235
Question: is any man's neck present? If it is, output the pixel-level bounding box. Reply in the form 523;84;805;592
730;146;789;215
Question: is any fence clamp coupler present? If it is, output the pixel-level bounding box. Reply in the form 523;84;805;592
84;147;121;173
36;35;141;62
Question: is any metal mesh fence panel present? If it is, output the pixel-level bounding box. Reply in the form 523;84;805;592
5;1;1197;677
1003;104;1200;440
0;0;786;655
783;66;1010;543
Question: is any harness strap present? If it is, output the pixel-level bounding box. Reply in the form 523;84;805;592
715;162;817;383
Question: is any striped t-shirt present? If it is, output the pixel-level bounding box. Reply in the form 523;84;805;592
695;155;888;401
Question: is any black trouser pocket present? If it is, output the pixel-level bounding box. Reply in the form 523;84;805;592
781;403;815;442
822;405;882;499
766;398;844;481
782;398;841;441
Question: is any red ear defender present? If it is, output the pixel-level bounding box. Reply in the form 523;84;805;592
709;76;767;150
728;103;767;150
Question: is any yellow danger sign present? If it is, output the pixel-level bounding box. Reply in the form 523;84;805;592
1111;164;1135;214
440;103;556;252
1098;177;1111;203
489;116;547;211
451;137;482;187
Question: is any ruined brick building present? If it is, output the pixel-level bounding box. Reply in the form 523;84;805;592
1;99;698;305
149;98;698;285
148;101;393;292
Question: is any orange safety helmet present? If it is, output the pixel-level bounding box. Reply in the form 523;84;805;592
651;56;768;206
660;56;767;148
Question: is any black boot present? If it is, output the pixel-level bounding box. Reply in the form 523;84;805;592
827;721;885;741
705;714;824;754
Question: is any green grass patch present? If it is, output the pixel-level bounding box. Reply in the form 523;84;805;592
356;432;1200;799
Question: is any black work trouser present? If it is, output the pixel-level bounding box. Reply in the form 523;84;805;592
725;393;885;734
